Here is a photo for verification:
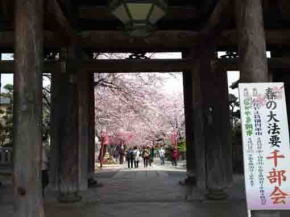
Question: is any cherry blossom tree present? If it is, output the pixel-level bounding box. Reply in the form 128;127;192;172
94;72;185;147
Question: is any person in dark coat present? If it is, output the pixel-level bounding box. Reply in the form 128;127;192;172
149;145;154;167
171;147;179;167
126;148;134;168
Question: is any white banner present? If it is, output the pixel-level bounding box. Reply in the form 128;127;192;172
239;83;290;210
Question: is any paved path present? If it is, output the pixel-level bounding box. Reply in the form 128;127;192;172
2;161;290;217
45;162;248;217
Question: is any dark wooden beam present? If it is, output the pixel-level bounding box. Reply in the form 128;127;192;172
218;29;290;47
0;29;290;51
0;61;60;73
1;57;290;74
217;58;290;71
0;31;65;49
0;59;190;73
278;0;290;21
84;59;193;72
44;0;74;44
0;0;13;19
79;30;200;52
0;30;200;52
79;6;199;21
85;58;290;73
203;0;232;34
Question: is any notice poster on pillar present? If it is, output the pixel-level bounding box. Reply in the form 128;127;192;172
239;83;290;210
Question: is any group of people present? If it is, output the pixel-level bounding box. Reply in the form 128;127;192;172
124;145;178;169
125;146;153;168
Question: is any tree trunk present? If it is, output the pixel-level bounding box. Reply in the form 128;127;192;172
14;0;44;217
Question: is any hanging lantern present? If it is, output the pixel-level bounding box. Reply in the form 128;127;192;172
109;0;167;37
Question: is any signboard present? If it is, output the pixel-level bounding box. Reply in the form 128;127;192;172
239;83;290;210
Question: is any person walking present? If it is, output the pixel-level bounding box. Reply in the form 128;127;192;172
126;148;134;168
142;146;150;168
149;145;154;167
133;146;140;168
171;147;179;167
41;135;49;196
159;146;165;165
119;145;125;164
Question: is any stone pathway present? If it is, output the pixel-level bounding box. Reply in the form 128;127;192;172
45;162;247;217
2;161;290;217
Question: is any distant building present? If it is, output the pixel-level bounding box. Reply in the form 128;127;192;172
0;96;11;146
0;96;11;112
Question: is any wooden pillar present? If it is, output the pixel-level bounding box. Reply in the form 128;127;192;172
235;0;268;82
214;66;233;187
88;73;95;179
198;36;231;199
14;0;44;217
235;0;278;216
273;69;290;127
200;39;227;198
49;70;60;190
191;59;206;190
57;48;81;202
77;68;89;191
181;52;196;185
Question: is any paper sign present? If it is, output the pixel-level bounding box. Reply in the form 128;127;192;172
239;83;290;210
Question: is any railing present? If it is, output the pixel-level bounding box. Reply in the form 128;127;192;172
0;147;13;165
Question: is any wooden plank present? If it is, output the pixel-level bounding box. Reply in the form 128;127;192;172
14;0;44;217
